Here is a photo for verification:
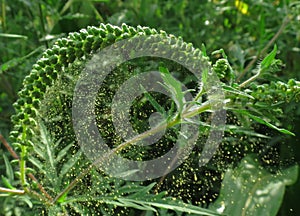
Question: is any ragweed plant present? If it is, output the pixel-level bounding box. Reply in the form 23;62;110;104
0;23;299;216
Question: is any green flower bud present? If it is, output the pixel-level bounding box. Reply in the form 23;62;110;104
92;38;102;51
83;41;92;53
49;55;58;65
114;26;122;36
86;35;94;43
32;100;39;109
43;75;52;85
60;56;68;66
98;29;107;38
59;47;68;57
25;96;33;104
137;25;145;33
128;26;136;35
75;49;84;58
34;80;46;92
99;23;107;31
75;41;83;49
61;38;68;46
17;112;25;120
52;45;61;55
31;90;42;99
87;26;100;36
45;49;54;56
142;26;152;35
106;33;116;43
120;32;130;40
67;47;76;63
70;32;81;40
36;59;46;67
121;23;129;33
24;107;33;115
106;23;115;33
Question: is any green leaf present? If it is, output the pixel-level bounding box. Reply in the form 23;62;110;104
56;142;74;163
63;181;221;215
210;155;298;216
201;43;207;57
57;191;68;203
0;33;28;39
125;198;221;216
159;66;184;114
202;67;208;85
223;84;255;99
224;124;270;139
59;150;82;177
1;176;15;190
3;154;14;182
260;45;277;71
126;182;157;199
39;123;55;169
118;198;157;212
65;195;221;216
141;85;167;117
28;157;44;171
234;109;295;136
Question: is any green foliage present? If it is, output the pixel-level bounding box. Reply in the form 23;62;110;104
210;155;298;215
1;0;299;215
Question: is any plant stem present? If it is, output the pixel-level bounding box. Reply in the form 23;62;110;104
239;68;262;88
27;188;53;206
27;173;54;202
53;101;211;203
0;187;25;194
20;145;28;190
0;134;19;159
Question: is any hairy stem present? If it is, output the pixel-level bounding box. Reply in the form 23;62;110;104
239;68;262;88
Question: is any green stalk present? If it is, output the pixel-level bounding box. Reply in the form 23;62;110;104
20;145;28;190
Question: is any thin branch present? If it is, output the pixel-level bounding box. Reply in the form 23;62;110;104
0;187;25;195
239;68;262;88
28;173;53;202
27;188;53;206
236;16;291;83
0;134;19;159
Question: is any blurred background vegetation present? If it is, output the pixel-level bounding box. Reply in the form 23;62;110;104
0;0;299;215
